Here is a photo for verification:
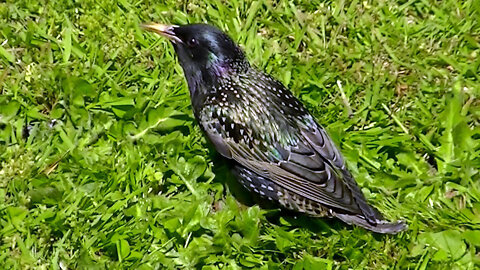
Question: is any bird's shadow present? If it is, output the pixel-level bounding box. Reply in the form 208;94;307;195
207;150;383;238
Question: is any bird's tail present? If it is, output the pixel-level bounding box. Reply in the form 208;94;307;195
333;212;407;234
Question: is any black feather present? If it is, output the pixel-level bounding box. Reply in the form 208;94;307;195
148;23;407;234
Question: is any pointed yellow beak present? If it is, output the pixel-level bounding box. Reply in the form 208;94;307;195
141;23;182;44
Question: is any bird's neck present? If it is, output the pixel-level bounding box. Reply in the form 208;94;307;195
187;58;249;93
183;55;250;118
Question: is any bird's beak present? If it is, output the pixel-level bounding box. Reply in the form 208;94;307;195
141;23;182;44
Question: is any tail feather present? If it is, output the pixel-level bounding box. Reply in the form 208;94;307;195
333;212;407;234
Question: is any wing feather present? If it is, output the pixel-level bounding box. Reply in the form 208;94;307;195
198;82;382;224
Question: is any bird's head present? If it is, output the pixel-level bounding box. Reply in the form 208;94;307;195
142;23;249;90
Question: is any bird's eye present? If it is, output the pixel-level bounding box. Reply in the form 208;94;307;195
187;38;198;47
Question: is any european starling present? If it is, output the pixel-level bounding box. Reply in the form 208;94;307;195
142;23;406;234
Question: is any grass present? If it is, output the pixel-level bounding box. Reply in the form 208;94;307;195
1;0;479;268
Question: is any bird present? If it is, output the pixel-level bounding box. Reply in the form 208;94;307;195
142;23;406;234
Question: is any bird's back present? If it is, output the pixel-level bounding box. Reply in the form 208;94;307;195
196;67;406;233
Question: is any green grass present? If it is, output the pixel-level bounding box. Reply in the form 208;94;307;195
1;0;479;268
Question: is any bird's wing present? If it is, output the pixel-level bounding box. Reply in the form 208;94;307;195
231;125;373;218
200;103;381;222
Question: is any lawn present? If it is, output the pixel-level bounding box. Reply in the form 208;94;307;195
1;0;479;269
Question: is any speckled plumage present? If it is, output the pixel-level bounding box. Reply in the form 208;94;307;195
143;23;406;234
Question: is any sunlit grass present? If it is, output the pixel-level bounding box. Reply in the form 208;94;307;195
1;0;479;268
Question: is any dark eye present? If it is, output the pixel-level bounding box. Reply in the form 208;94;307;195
187;38;198;47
